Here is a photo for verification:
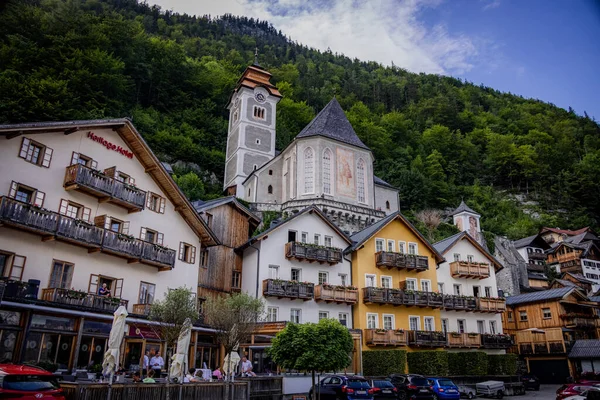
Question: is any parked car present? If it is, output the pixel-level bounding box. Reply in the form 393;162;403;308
475;380;504;399
308;375;374;400
427;378;460;400
0;364;65;400
521;374;540;391
564;386;600;400
557;384;595;400
388;374;434;400
366;379;398;399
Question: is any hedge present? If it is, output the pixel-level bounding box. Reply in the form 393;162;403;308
487;354;518;375
362;350;407;376
407;351;448;376
448;352;488;376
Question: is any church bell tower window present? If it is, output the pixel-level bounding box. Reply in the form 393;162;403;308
357;158;366;203
304;147;314;194
253;106;266;120
323;148;332;195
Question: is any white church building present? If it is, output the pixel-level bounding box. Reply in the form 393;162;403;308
223;63;399;233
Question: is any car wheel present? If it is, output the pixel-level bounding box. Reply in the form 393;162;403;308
398;391;407;400
497;390;503;399
467;392;474;399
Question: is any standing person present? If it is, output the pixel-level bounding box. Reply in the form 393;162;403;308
142;350;149;376
150;351;164;377
240;356;256;377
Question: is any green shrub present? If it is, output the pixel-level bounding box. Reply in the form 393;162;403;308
448;352;488;375
487;354;518;375
363;350;407;376
407;351;448;376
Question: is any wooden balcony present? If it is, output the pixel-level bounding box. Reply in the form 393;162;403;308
560;314;600;329
514;328;566;355
63;164;146;212
527;252;546;261
408;330;447;347
364;329;408;347
477;297;506;313
403;291;444;308
450;261;491;279
285;242;342;265
99;231;175;270
447;333;481;348
133;304;151;316
314;285;358;304
375;252;429;271
262;279;314;301
442;295;478;311
481;334;513;349
41;287;128;313
362;287;443;308
362;287;389;304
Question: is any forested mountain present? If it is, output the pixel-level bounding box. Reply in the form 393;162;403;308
1;0;599;240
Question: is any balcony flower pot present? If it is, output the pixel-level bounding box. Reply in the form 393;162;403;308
375;329;387;334
451;333;461;338
468;333;479;338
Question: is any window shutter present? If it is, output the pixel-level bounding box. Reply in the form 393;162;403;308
88;274;99;294
82;207;91;222
159;197;166;214
129;177;135;185
41;147;53;168
9;182;18;198
94;215;107;228
146;193;152;208
190;245;196;264
114;279;124;298
33;191;45;207
140;227;147;241
90;160;98;170
104;167;116;178
19;138;30;159
70;152;80;166
157;232;164;245
59;199;68;215
179;242;185;261
122;221;130;234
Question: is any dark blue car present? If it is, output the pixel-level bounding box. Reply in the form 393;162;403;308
309;375;374;400
427;378;460;400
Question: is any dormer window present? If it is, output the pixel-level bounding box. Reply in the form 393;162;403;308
253;106;266;120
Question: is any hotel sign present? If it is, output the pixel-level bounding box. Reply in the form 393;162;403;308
88;131;134;159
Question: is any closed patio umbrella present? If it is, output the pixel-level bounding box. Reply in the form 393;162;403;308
102;305;128;380
223;350;240;381
169;318;192;381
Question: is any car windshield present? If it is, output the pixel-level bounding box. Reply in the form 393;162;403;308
374;380;394;388
2;375;60;391
348;379;370;389
411;378;429;386
437;379;455;386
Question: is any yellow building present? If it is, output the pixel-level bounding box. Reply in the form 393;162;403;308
348;212;445;351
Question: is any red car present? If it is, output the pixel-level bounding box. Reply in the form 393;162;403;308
556;383;594;400
0;364;65;399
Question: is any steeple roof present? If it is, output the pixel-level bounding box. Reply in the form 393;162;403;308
449;200;480;216
296;98;370;150
229;64;281;103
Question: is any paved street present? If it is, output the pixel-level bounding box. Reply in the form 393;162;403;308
518;384;559;398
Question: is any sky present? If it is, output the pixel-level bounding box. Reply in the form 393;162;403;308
150;0;600;120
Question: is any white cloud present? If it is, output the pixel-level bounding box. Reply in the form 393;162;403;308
150;0;481;75
481;0;501;11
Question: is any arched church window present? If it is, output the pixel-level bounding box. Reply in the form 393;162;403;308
233;110;239;123
253;106;266;120
268;185;273;194
386;200;390;210
322;148;332;195
357;158;366;203
304;147;314;194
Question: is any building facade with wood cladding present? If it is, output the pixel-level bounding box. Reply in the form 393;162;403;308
0;119;221;372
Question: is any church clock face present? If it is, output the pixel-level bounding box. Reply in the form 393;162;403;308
255;92;266;103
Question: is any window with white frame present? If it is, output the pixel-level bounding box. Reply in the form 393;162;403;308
438;283;444;294
519;310;528;321
405;279;417;291
290;309;301;323
304;147;314;193
381;276;392;288
424;317;434;331
467;255;474;262
398;241;406;254
318;271;329;285
375;238;384;252
453;253;460;262
387;240;395;252
507;311;514;322
268;265;279;279
477;320;485;334
267;307;278;322
324;236;333;247
409;316;420;331
457;319;466;333
420;280;431;292
453;284;461;295
339;313;348;327
323;148;332;195
357;158;366;203
301;232;308;243
408;242;418;255
367;313;378;329
365;274;376;287
291;268;301;282
485;286;492;298
383;314;394;330
19;138;53;168
314;234;321;245
441;319;449;334
339;274;347;286
489;321;497;334
542;308;552;319
319;311;329;320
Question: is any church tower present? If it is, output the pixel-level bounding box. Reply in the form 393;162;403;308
223;61;281;195
450;200;483;244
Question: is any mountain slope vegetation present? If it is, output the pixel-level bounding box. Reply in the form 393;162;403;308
1;0;599;239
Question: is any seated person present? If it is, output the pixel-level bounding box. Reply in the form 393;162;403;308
212;368;222;380
142;369;156;383
132;372;142;383
98;283;111;297
184;368;199;383
240;356;256;377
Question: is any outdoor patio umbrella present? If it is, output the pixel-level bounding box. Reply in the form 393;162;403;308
102;305;128;380
223;349;241;380
169;318;192;381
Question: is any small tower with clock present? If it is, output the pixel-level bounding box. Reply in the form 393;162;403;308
223;62;282;195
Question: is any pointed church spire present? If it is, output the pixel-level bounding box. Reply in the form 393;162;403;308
253;47;260;67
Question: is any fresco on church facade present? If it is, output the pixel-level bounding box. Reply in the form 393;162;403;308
336;148;355;198
469;216;478;237
456;217;463;232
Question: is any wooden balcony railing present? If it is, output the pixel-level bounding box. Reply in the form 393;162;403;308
375;252;429;271
141;241;177;269
408;330;447;347
133;304;152;315
450;261;491;279
527;252;546;261
314;285;358;304
560;315;600;329
447;333;481;348
514;328;566;355
362;287;443;308
56;215;104;247
442;295;478;311
477;297;507;313
0;196;59;236
41;288;128;313
64;164;146;212
262;279;314;301
285;242;342;265
364;329;408;347
481;334;513;349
